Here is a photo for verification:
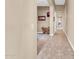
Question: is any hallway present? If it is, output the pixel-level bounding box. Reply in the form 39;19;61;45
37;30;74;59
5;0;74;59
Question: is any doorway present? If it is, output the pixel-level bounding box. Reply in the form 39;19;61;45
37;6;50;54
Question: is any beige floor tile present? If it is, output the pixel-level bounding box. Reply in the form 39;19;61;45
37;30;74;59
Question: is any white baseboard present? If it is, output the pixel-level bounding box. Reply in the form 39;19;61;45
63;30;74;51
49;33;54;36
67;37;74;50
37;32;42;34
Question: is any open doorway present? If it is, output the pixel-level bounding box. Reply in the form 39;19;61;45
37;6;50;54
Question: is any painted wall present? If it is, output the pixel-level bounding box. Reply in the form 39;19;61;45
37;6;50;33
5;0;37;59
66;0;74;48
55;6;66;32
56;5;65;11
49;5;54;36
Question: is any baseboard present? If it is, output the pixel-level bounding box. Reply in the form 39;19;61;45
63;30;74;51
49;33;54;36
37;32;42;34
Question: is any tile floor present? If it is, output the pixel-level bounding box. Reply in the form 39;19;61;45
37;30;74;59
37;33;49;54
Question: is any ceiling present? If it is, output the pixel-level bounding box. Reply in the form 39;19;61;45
37;0;65;6
55;0;65;5
37;0;49;6
37;0;48;4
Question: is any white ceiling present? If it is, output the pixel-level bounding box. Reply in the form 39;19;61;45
37;0;65;6
37;0;48;4
37;0;49;6
55;0;65;5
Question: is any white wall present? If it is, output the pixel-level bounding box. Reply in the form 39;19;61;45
66;0;74;48
55;6;66;32
56;5;65;11
5;0;37;59
37;6;50;33
55;5;66;32
49;5;55;36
